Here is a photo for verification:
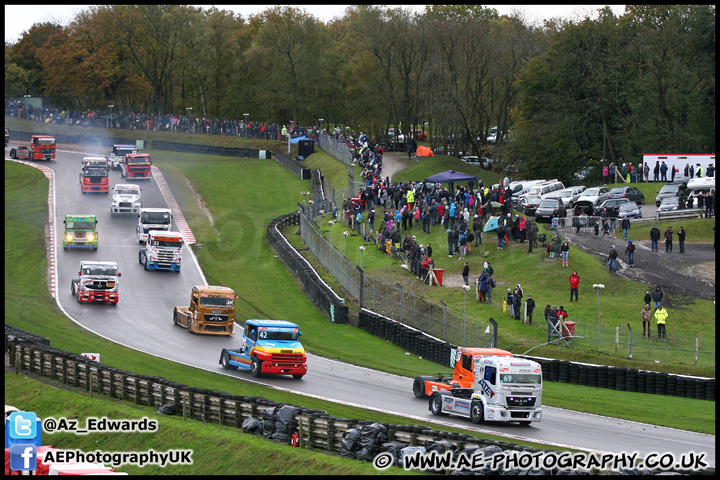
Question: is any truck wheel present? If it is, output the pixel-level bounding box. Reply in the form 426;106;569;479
292;374;304;380
138;251;144;265
173;308;179;325
187;319;194;334
71;279;78;296
429;392;446;416
10;149;16;159
220;349;237;370
413;376;428;399
250;357;262;378
470;401;484;424
518;421;532;426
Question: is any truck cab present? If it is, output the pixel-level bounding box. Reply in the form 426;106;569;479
63;215;98;249
110;184;142;215
71;261;121;304
413;347;513;398
9;135;56;161
107;144;137;170
220;319;307;379
139;230;183;271
428;356;543;425
79;161;109;193
137;208;173;243
174;285;237;335
122;152;152;179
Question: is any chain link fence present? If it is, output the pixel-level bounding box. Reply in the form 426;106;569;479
298;209;494;347
564;321;715;368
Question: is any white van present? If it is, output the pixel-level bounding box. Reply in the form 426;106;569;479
527;179;565;198
509;180;547;198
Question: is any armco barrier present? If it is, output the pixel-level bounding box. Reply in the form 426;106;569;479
152;140;263;158
274;150;311;179
266;212;348;324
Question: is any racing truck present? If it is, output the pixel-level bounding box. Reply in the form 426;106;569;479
137;208;173;243
138;230;183;271
107;144;137;170
71;261;121;304
4;128;8;147
174;285;237;335
63;215;98;249
412;347;514;398
9;135;56;161
110;184;142;216
220;319;307;379
121;152;152;179
425;355;543;426
79;162;109;193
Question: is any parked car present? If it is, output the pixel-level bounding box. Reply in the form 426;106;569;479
657;196;681;212
517;195;543;216
460;155;481;166
595;198;631;217
527;179;565;198
534;198;565;223
550;186;587;208
575;186;610;207
655;182;687;206
573;166;596;180
617;201;642;219
607;185;645;204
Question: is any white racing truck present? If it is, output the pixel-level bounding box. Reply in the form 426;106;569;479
428;356;543;425
139;230;183;271
110;184;142;216
137;208;173;243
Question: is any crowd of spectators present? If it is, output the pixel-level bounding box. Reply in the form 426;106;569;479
5;99;321;141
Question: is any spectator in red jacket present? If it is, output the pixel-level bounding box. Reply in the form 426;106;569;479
569;271;581;302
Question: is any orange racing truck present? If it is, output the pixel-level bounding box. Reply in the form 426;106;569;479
122;152;152;179
412;347;513;398
9;135;56;161
79;162;110;193
220;320;307;379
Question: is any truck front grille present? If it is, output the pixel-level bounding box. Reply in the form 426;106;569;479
271;353;304;366
204;313;229;323
506;396;536;407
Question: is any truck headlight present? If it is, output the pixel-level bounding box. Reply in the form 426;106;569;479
86;233;95;242
66;234;74;242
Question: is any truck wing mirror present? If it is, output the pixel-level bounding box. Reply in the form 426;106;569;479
298;331;302;337
118;272;122;277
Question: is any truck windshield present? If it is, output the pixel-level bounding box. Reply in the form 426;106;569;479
258;329;298;341
37;138;55;145
66;220;96;229
114;148;135;156
115;187;140;196
83;168;108;176
141;212;171;224
499;374;542;385
200;296;234;307
83;266;117;276
128;156;150;164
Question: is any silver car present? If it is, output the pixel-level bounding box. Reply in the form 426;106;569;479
552;186;587;208
657;196;681;212
617;201;642;219
575;186;610;207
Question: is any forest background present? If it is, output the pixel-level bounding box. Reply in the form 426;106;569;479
4;4;715;181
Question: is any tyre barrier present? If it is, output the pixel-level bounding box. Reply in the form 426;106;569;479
5;326;715;475
519;354;715;401
358;310;456;367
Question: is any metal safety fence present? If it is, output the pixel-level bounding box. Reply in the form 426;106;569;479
567;321;715;368
298;209;493;348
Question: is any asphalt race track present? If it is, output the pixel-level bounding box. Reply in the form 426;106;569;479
7;147;715;468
